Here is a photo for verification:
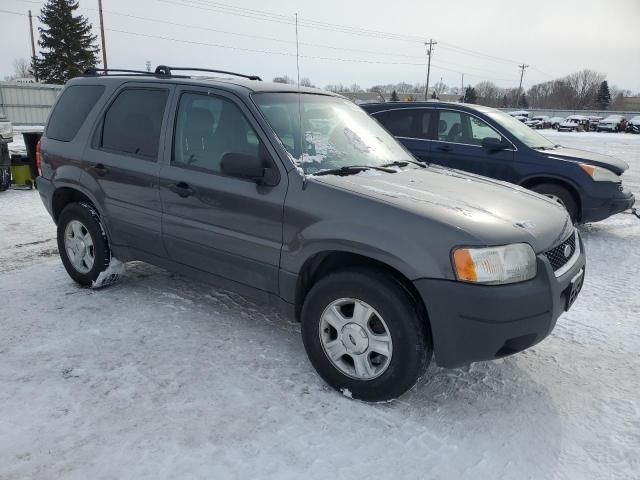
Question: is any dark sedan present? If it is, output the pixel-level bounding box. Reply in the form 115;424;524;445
361;102;635;223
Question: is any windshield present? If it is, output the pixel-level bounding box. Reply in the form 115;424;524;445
252;93;414;174
485;109;556;149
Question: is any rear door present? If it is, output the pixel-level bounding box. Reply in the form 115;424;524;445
372;108;434;162
85;83;173;257
430;109;516;181
158;86;287;294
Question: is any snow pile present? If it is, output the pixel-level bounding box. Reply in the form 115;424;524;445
0;133;639;479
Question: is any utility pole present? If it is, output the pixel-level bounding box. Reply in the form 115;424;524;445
28;10;38;82
518;63;529;97
424;39;437;100
98;0;108;69
461;73;464;96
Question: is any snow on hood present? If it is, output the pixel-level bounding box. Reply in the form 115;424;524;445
311;166;573;252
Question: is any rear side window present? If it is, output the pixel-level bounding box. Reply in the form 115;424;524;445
374;109;433;139
101;88;169;159
46;85;105;142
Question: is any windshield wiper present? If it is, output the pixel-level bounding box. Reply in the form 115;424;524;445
381;159;426;169
312;165;396;176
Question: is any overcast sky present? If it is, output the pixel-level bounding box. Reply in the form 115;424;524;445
1;0;639;92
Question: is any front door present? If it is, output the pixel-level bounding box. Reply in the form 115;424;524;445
159;87;287;294
430;109;515;181
84;84;173;257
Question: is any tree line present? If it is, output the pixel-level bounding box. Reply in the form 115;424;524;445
5;1;636;112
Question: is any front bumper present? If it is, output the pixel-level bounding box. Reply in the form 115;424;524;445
582;188;635;223
413;239;586;368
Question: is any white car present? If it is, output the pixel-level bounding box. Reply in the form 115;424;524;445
525;115;550;129
549;117;565;129
557;115;589;132
0;115;13;144
597;115;625;132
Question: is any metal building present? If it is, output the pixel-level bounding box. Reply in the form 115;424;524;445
0;82;63;126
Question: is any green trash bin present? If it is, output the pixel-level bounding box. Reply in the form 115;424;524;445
10;163;34;189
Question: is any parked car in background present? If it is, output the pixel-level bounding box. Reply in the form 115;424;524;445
525;115;550;129
0;114;13;192
509;110;530;119
558;115;590;132
35;67;589;402
362;101;635;223
549;116;565;129
588;116;603;131
597;115;626;132
625;116;640;133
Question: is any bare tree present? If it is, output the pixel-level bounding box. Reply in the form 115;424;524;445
564;69;605;109
299;77;314;88
3;58;33;81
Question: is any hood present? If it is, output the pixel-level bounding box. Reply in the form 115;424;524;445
544;147;629;174
310;166;573;253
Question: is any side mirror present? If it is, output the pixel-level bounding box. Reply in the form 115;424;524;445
220;152;278;186
481;137;508;152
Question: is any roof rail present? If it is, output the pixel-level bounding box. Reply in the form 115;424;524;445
83;68;159;76
154;65;262;81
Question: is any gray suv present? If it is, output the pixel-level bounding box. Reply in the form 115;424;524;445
36;66;586;401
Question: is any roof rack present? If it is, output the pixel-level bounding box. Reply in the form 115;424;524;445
83;67;188;78
83;66;262;81
154;65;262;81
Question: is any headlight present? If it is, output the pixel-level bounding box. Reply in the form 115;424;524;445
579;164;620;183
452;243;537;285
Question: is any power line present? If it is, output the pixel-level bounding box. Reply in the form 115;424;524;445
0;8;26;16
5;0;554;85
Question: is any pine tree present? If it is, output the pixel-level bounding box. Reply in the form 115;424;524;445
32;0;100;84
463;86;477;103
518;93;529;108
390;90;399;102
596;81;611;110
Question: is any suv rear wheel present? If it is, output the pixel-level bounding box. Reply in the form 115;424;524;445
301;269;431;402
531;183;579;223
57;202;111;286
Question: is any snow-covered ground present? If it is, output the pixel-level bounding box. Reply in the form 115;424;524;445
1;132;639;480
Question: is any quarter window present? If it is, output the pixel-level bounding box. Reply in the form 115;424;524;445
101;88;169;159
46;85;105;142
173;93;260;174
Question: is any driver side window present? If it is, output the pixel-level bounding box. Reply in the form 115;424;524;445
173;93;260;174
438;110;503;146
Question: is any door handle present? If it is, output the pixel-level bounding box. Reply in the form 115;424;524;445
168;182;195;198
436;145;452;152
90;163;109;176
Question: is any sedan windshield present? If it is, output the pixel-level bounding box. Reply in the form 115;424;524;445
485;109;556;150
252;93;414;174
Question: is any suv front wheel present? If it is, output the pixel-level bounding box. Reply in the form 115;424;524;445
301;269;431;402
57;202;111;286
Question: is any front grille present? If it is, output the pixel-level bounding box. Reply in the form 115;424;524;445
544;231;577;272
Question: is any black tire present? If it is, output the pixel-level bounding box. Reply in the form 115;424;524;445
301;269;431;402
530;183;579;223
0;169;9;191
57;202;111;286
0;167;10;192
